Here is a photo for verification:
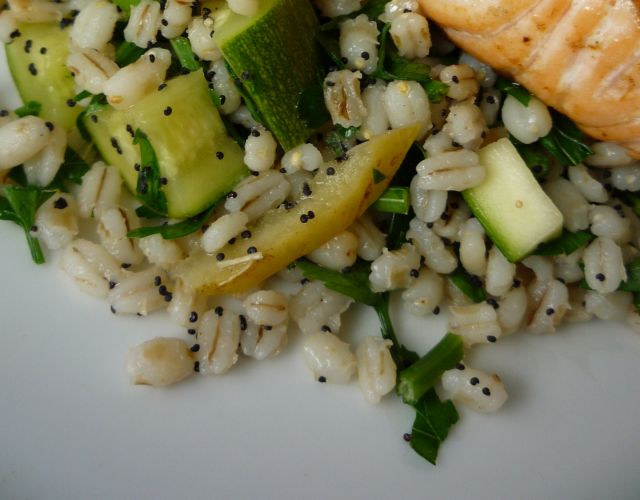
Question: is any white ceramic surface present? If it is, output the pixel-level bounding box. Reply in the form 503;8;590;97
1;43;640;500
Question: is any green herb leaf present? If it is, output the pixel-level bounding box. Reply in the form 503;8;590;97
295;258;379;305
510;136;550;180
0;186;55;263
46;148;90;191
315;31;345;69
616;191;640;218
373;169;386;184
77;93;107;141
319;0;387;31
297;79;331;129
220;113;246;147
73;90;92;102
14;100;42;118
448;266;486;303
409;389;460;465
208;87;223;108
540;112;593;166
535;229;595;256
360;0;388;18
295;258;418;369
422;80;450;103
135;204;161;219
372;186;410;214
170;37;201;72
110;0;143;16
579;257;640;293
633;292;640;313
374;292;419;370
115;41;146;66
397;332;464;406
326;125;359;158
386;212;411;250
373;24;447;103
619;258;640;293
224;61;266;126
496;77;531;106
128;202;218;240
133;129;168;216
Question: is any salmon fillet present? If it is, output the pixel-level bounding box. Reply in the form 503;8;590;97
419;0;640;158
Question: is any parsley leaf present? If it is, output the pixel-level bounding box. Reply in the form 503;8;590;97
297;78;331;129
128;202;218;240
510;136;550;180
170;37;201;72
448;266;486;303
73;90;92;102
76;93;107;141
374;292;419;370
295;258;379;305
294;258;418;369
47;148;90;191
496;77;531;106
326;125;359;159
14;100;42;118
225;62;266;126
619;258;640;293
409;389;460;465
0;186;54;263
386;212;411;250
115;41;146;67
373;24;448;103
534;229;595;256
319;0;388;31
372;169;386;184
133;129;168;216
540;111;594;166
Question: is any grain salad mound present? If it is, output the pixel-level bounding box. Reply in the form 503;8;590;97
1;0;639;465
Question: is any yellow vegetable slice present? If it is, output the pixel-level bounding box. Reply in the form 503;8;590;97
174;125;420;295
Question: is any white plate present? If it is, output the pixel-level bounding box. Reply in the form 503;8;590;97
1;43;640;500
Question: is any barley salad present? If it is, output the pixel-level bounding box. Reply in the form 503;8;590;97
0;0;639;467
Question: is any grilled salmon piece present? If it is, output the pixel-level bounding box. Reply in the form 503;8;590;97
419;0;640;158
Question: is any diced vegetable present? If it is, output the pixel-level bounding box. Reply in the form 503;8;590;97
84;71;247;218
463;138;563;262
213;0;322;149
5;23;80;129
175;125;420;294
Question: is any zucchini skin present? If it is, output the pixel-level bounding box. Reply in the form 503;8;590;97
85;71;248;218
5;23;80;130
217;0;322;150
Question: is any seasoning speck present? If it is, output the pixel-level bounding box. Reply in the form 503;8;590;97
53;197;68;209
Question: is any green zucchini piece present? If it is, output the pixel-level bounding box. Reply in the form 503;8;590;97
5;23;80;130
463;138;563;262
84;71;247;218
213;0;322;150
